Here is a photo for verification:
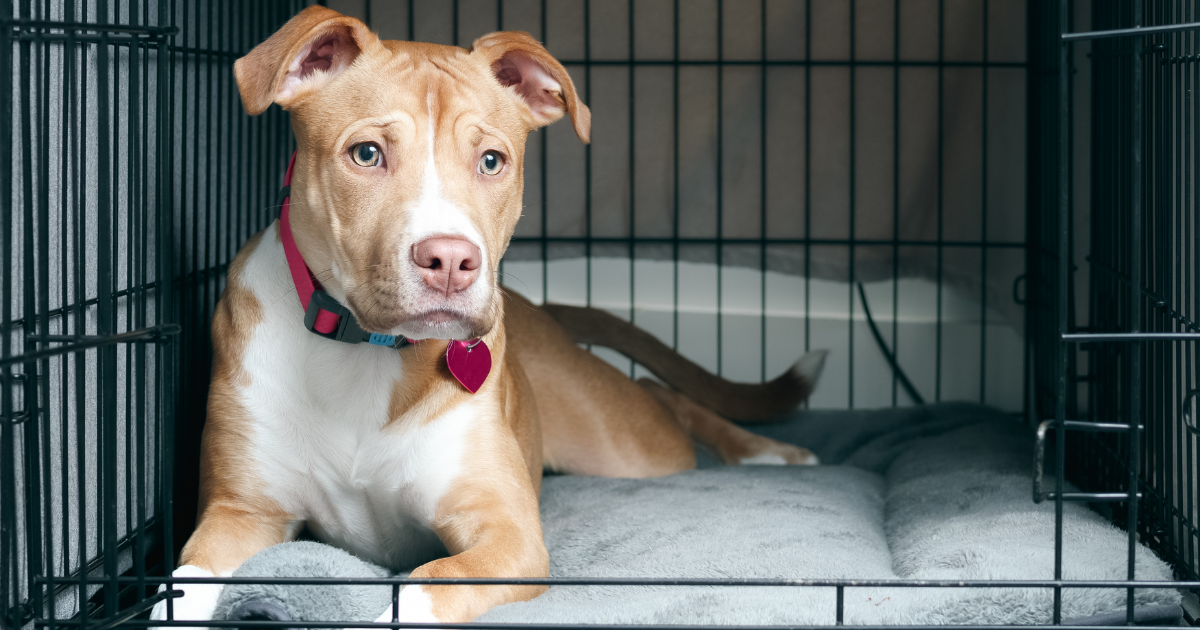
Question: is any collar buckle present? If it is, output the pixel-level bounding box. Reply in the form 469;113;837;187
303;289;409;349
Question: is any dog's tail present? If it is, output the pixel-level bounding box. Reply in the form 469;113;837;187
541;303;828;422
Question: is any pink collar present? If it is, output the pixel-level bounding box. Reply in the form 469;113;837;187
278;152;412;349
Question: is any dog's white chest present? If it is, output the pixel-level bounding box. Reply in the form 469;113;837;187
234;225;471;570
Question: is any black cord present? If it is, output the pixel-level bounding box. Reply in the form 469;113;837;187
857;282;926;405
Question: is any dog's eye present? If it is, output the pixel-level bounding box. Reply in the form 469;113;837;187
478;150;504;176
351;142;382;167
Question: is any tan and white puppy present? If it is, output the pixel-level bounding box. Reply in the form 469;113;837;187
152;6;825;625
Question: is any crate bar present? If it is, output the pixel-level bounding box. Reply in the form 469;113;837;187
553;59;1026;68
12;32;163;44
508;236;1026;247
1150;0;1167;575
124;0;137;595
61;622;1200;630
628;0;635;378
1156;0;1176;568
47;575;1200;588
6;18;176;34
935;0;945;403
134;0;149;601
847;0;856;407
1054;0;1070;623
585;0;592;325
1;325;182;369
716;0;724;378
238;2;249;247
17;0;45;625
978;0;988;404
1043;491;1143;502
203;0;215;412
93;0;123;622
539;0;547;305
672;0;678;351
391;582;400;625
164;44;240;59
1060;420;1142;432
758;0;766;383
53;3;75;626
172;1;192;605
5;19;174;36
217;0;228;358
253;1;266;237
1157;0;1173;581
57;5;77;624
1039;418;1144;434
73;0;91;625
185;0;202;568
0;0;14;625
1126;1;1145;622
1186;0;1199;581
36;0;57;619
1062;332;1200;342
160;0;178;609
226;1;238;295
803;0;811;354
891;0;900;406
1080;0;1097;536
1061;20;1200;41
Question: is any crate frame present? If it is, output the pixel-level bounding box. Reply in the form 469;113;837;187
0;0;1198;628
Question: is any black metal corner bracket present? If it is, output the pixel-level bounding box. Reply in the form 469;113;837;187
1033;419;1144;504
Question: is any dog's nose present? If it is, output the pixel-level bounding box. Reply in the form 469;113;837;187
411;237;482;294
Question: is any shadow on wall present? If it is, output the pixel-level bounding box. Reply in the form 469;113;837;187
503;257;1024;413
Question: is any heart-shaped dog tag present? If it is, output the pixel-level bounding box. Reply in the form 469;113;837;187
445;339;492;394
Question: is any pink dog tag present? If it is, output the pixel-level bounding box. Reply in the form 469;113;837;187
446;339;491;394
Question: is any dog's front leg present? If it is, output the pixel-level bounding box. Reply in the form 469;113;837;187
383;470;548;623
150;504;294;626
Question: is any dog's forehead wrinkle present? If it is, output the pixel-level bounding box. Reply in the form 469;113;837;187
423;56;471;82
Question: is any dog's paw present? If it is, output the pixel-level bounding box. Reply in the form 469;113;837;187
375;585;440;628
737;442;819;466
149;565;223;629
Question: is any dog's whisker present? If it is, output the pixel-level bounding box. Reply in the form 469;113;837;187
492;271;532;295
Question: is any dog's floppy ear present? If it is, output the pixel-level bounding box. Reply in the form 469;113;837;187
471;32;591;143
234;6;376;116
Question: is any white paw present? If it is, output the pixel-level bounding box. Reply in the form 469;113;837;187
739;453;789;465
374;585;439;627
149;565;223;629
738;444;819;466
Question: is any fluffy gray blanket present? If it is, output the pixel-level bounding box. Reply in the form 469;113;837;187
480;404;1180;625
215;404;1181;626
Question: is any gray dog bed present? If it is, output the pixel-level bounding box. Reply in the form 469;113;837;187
215;403;1182;626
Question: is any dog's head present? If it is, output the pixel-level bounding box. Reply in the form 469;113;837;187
235;6;589;340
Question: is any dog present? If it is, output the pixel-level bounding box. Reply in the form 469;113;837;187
151;6;825;625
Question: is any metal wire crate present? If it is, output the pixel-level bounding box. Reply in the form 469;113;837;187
0;0;1197;628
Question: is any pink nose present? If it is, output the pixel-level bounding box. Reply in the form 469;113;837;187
411;237;482;294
